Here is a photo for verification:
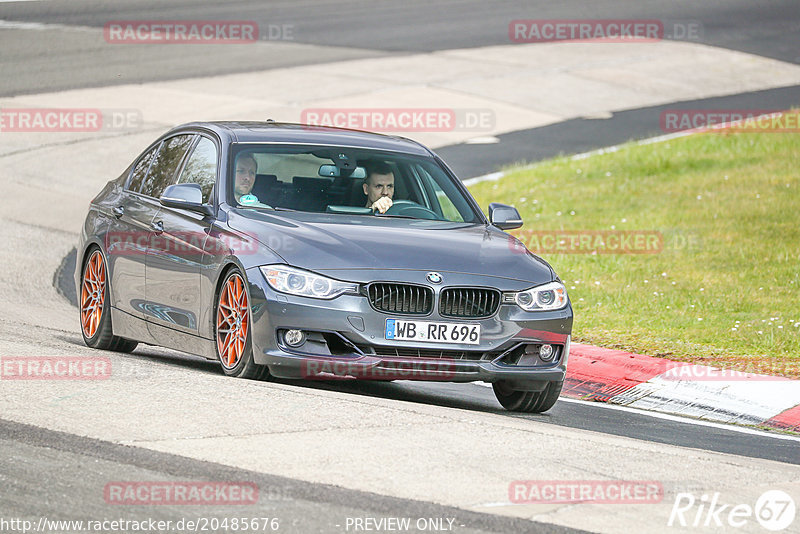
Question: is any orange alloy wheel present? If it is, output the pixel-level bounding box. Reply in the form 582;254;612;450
217;273;250;368
80;250;106;339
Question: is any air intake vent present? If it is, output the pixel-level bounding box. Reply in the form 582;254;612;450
367;346;497;361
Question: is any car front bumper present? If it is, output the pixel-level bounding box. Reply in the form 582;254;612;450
245;267;572;385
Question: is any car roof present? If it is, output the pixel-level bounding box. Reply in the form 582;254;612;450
171;121;434;156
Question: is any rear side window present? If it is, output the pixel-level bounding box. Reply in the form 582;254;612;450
177;136;217;203
140;134;195;198
126;145;157;193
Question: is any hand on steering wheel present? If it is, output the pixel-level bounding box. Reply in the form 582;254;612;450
370;196;393;213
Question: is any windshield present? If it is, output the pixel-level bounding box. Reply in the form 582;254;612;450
229;145;481;223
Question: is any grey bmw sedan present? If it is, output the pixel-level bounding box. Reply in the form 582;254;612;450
76;121;573;412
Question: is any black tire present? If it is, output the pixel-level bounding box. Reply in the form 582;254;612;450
214;268;269;380
492;380;563;413
80;247;138;353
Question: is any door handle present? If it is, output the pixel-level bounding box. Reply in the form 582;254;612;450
150;220;164;235
112;206;124;218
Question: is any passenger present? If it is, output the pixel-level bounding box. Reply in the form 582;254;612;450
362;161;394;213
233;153;270;207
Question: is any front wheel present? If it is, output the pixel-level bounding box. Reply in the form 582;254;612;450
215;269;269;380
80;248;138;353
492;380;563;413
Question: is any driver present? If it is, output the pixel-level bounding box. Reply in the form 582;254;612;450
363;161;394;213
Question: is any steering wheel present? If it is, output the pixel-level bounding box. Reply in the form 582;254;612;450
383;200;441;220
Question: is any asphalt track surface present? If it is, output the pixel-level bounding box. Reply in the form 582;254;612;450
437;84;800;179
2;0;799;179
36;0;800;465
0;0;798;97
1;419;585;534
3;1;800;532
52;247;800;467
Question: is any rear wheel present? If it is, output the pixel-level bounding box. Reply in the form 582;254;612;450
80;248;138;352
215;269;269;380
492;380;562;413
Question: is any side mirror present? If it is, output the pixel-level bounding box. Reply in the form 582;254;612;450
160;183;213;216
488;202;523;230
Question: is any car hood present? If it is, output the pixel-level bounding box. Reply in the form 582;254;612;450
228;209;554;284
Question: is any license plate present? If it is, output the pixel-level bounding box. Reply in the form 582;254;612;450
385;319;480;345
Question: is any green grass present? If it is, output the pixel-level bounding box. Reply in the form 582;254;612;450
468;131;800;377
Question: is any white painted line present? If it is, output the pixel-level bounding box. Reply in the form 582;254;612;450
463;136;500;144
570;131;695;160
473;501;515;508
461;171;505;187
557;397;800;442
0;19;94;32
463;109;798;185
463;129;694;185
580;111;614;120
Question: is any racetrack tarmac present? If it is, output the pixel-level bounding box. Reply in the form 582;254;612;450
2;2;799;532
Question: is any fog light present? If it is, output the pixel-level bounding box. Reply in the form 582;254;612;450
539;344;555;361
284;329;306;347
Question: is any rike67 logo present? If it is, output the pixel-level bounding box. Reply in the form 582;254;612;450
668;490;796;531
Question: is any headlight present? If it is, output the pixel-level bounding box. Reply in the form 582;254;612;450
512;281;568;311
260;265;358;299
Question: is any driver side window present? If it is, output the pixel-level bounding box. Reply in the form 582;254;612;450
410;164;464;222
430;179;463;222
